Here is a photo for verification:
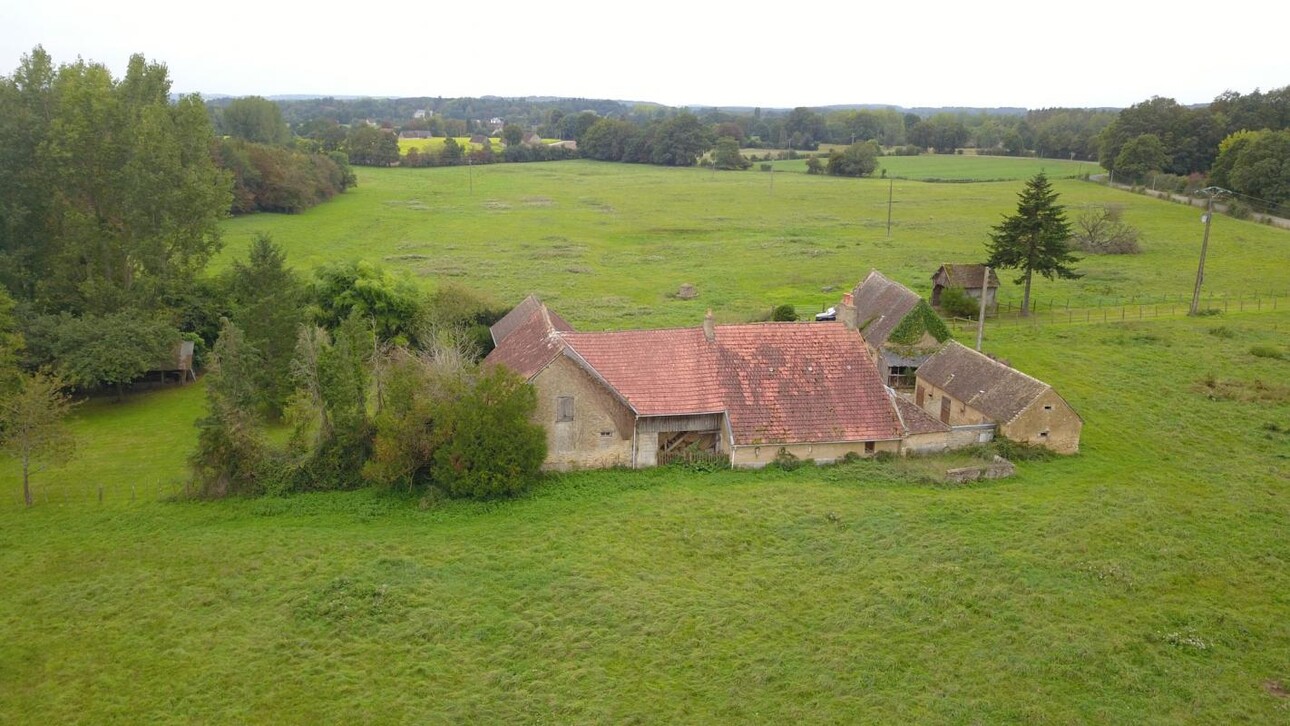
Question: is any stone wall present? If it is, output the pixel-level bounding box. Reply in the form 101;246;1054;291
532;355;635;471
730;439;900;468
945;456;1015;483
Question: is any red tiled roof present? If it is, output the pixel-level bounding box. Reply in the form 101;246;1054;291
484;305;567;380
490;294;572;346
562;328;724;415
487;298;905;446
564;322;901;445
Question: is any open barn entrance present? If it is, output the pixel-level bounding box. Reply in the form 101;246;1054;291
658;431;718;465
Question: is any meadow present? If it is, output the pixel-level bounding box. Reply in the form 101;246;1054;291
2;157;1289;722
765;153;1096;181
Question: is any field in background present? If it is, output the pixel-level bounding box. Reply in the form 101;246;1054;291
397;136;560;154
764;153;1094;181
220;160;1288;328
3;160;1289;722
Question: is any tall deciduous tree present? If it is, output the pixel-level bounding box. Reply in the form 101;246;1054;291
0;48;231;314
712;136;750;170
220;96;291;146
985;173;1080;316
191;318;266;498
0;370;76;507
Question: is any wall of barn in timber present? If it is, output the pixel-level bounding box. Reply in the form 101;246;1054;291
729;440;900;468
1000;389;1082;454
532;355;635;470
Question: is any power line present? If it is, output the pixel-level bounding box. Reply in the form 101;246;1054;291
1190;186;1231;316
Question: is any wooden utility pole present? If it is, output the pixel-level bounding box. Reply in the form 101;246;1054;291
1189;187;1228;316
976;266;990;351
769;167;774;195
467;157;473;195
886;178;893;237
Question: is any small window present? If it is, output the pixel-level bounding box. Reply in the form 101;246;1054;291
1043;404;1054;411
556;396;574;422
864;441;875;454
598;430;613;448
1039;430;1050;439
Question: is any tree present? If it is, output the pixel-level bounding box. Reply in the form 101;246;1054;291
220;96;291;146
712;136;751;170
35;311;178;400
805;156;824;175
228;235;305;418
0;370;76;507
430;364;545;499
1113;133;1168;181
440;136;464;164
288;315;374;490
985;173;1080;316
309;260;422;345
502;124;523;146
1073;205;1142;254
346;125;399;166
190;319;267;498
826;141;881;177
0;289;22;397
1219;129;1290;211
649;114;713;167
0;47;231;314
579;118;636;161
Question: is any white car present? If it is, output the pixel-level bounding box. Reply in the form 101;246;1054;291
814;307;837;321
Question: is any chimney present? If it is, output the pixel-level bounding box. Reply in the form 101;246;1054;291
703;309;716;342
838;292;858;330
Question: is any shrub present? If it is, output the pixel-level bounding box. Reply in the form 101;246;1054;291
1225;200;1253;220
772;448;803;471
873;450;896;463
759;163;772;172
992;438;1054;462
1074;205;1142;254
1250;345;1283;360
938;287;980;319
1207;326;1235;339
431;364;546;498
771;304;798;322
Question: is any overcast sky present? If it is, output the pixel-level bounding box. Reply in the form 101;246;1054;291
4;0;1287;109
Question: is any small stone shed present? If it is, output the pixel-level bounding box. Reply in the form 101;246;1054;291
931;263;1000;311
913;341;1082;453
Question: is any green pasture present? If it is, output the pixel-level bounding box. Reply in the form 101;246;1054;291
766;153;1095;181
2;310;1288;722
221;161;1288;328
3;161;1290;722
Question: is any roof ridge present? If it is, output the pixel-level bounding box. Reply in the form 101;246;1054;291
943;341;1051;390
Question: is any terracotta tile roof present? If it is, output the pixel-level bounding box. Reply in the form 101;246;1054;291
935;263;1000;289
916;341;1049;424
562;328;724;415
484;303;568;380
713;323;902;445
890;390;950;435
850;269;922;348
562;322;901;444
488;297;905;446
489;294;572;346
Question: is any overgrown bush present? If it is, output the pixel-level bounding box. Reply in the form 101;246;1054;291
938;287;980;319
1250;344;1284;360
771;304;798;322
190;319;268;498
772;448;803;471
430;364;546;499
1074;204;1142;254
992;438;1054;462
1225;200;1253;220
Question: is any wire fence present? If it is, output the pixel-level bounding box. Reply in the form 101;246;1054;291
949;292;1286;332
4;478;191;511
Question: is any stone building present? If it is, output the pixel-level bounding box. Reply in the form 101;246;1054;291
486;297;918;470
841;270;950;390
931;263;1000;311
913;341;1082;453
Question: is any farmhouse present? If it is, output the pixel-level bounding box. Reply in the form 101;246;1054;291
931;263;999;312
913;341;1082;453
842;270;950;389
486;296;920;470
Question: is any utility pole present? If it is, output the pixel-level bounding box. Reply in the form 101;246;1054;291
769;167;774;195
1189;187;1228;315
467;156;473;195
976;266;990;351
886;178;893;237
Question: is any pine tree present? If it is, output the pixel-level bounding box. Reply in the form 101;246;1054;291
985;172;1080;316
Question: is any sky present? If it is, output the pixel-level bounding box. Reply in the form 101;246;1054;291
4;0;1287;109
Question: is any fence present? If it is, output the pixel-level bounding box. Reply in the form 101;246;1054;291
948;291;1286;332
5;478;190;510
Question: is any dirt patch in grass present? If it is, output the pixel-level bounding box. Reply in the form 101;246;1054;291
482;200;511;210
522;196;555;207
1265;680;1289;699
1195;376;1290;403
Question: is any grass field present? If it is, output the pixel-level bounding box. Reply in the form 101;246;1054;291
3;159;1289;722
220;161;1288;327
398;136;560;154
764;153;1095;181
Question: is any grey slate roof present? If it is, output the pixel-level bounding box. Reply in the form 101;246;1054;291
915;341;1051;424
850;270;921;348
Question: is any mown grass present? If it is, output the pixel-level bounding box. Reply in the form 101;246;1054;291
2;161;1289;722
765;153;1095;181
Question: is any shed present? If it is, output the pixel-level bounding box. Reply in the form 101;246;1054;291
931;264;999;310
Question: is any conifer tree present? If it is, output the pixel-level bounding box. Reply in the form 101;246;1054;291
985;173;1080;316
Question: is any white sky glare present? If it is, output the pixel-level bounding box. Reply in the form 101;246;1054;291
4;0;1287;109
